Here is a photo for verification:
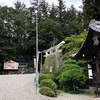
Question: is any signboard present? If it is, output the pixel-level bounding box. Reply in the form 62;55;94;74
4;60;19;70
34;58;36;69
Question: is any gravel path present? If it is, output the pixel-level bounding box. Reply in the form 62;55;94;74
0;74;98;100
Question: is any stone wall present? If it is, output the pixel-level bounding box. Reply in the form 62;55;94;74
0;67;35;75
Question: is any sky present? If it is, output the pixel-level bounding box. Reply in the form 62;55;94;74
0;0;82;10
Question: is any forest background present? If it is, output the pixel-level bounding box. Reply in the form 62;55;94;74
0;0;100;62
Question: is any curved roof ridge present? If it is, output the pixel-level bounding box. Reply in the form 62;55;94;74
74;19;100;60
89;19;100;32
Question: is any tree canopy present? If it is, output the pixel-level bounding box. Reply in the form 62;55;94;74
82;0;100;29
62;31;87;59
0;0;98;62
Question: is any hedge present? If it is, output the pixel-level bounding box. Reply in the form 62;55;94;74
39;87;55;97
39;73;54;82
39;74;50;83
40;79;57;90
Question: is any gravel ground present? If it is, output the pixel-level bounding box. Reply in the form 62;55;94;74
0;74;98;100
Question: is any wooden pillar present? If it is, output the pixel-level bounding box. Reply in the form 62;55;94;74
96;51;100;86
94;51;100;97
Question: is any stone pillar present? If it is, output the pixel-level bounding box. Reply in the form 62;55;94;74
46;52;48;57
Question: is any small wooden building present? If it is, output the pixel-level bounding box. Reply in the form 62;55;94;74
74;19;100;96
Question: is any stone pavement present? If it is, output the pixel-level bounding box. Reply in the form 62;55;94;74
0;74;98;100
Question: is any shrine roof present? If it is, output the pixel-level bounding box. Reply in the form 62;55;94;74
74;19;100;60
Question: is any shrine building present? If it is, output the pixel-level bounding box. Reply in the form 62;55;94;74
74;19;100;95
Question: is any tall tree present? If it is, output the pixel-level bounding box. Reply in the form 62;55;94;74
49;4;58;21
38;18;63;50
0;6;16;61
82;0;100;29
57;0;66;34
13;1;36;58
38;1;50;21
57;59;88;91
63;5;82;36
0;2;36;61
62;31;87;59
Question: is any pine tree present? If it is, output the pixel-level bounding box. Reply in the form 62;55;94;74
82;0;100;28
63;5;81;36
57;0;66;29
38;1;50;21
49;4;58;21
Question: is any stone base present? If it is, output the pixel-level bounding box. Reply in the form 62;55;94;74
0;67;35;75
89;86;100;97
89;87;96;93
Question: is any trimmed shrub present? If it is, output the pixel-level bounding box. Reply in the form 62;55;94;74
39;74;50;83
47;74;54;80
39;87;55;97
40;79;57;90
39;73;54;83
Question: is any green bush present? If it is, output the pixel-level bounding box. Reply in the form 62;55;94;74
63;82;73;92
39;87;55;97
54;68;63;78
40;79;57;90
57;58;88;91
53;69;64;89
42;70;51;74
47;74;54;80
39;73;54;83
63;59;77;64
39;74;50;83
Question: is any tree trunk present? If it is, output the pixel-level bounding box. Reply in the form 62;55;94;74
72;79;75;91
